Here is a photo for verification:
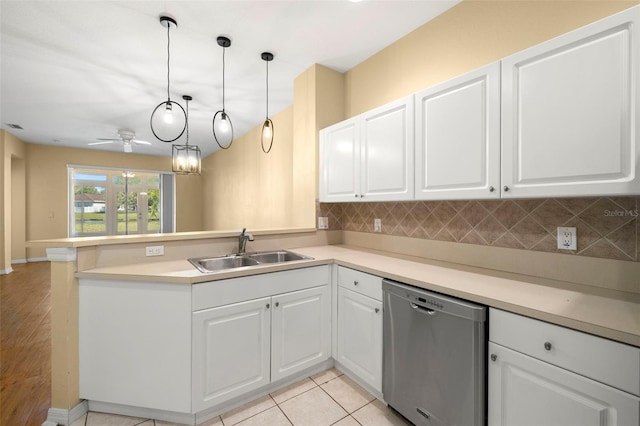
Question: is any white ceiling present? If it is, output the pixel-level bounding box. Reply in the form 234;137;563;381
0;0;460;157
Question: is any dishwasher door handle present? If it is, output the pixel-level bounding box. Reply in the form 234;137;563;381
410;302;436;315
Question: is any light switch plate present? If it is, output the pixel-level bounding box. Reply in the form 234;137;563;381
557;227;577;250
374;218;382;233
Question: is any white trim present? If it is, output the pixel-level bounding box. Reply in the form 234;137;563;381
43;400;88;426
0;267;14;275
87;401;196;425
27;257;49;263
11;258;27;264
46;247;77;262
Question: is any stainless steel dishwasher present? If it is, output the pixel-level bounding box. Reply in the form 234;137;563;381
382;279;486;426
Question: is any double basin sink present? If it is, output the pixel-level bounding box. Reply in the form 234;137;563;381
188;250;312;273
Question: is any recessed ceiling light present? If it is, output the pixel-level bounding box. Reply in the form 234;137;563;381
6;123;23;129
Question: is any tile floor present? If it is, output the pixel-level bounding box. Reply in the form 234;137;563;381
71;368;410;426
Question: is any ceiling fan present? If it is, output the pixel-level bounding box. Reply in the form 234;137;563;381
89;130;152;153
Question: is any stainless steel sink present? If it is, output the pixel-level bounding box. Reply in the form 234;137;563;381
188;250;312;273
247;250;311;263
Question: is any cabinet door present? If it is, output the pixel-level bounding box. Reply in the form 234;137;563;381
337;287;383;392
319;118;360;202
488;342;640;426
361;96;414;201
501;6;640;198
271;286;331;382
415;62;501;200
192;297;271;412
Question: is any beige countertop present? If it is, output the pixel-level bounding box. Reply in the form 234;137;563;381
76;244;640;347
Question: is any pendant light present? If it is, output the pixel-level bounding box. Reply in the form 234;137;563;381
260;52;274;153
150;15;187;143
172;95;202;175
212;36;234;149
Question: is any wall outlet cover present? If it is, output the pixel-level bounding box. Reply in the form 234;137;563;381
374;218;382;233
145;245;165;256
557;227;577;250
318;217;329;230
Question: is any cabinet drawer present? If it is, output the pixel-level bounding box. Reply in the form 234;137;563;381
338;267;382;301
490;308;640;396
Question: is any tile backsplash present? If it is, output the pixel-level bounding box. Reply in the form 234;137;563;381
317;197;639;262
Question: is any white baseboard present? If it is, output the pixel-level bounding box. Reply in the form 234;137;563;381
11;258;27;264
43;400;88;426
27;257;49;263
88;401;196;425
0;267;14;275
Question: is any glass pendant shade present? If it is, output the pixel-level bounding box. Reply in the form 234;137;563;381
172;144;201;175
150;15;187;143
260;52;274;153
212;36;234;149
172;95;202;175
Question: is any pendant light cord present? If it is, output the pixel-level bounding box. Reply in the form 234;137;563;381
222;45;226;112
185;99;189;146
166;23;171;101
265;59;269;119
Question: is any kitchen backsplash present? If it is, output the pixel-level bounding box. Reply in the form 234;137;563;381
317;197;640;262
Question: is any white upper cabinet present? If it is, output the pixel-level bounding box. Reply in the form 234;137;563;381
501;6;640;197
320;96;414;202
320;118;359;202
415;62;501;200
360;96;414;201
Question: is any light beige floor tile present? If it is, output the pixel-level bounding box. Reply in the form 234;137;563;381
321;375;375;413
85;411;150;426
234;406;292;426
331;415;360;426
279;386;347;426
155;419;194;425
221;394;276;426
310;367;343;385
198;416;224;426
70;413;87;426
271;377;317;404
352;400;411;426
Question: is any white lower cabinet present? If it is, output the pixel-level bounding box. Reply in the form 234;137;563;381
271;286;331;382
335;267;383;394
489;309;640;426
337;286;382;392
192;297;271;412
192;267;331;412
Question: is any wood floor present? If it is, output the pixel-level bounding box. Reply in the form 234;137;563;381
1;261;52;425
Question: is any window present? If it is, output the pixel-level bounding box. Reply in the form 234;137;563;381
69;166;175;237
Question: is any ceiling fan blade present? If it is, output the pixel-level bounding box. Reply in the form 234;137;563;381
88;141;114;146
96;138;120;141
132;139;152;145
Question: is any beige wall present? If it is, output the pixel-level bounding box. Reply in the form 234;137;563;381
0;130;27;271
202;106;294;230
25;143;203;259
345;0;638;117
11;156;26;261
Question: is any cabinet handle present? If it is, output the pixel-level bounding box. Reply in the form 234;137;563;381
503;185;510;192
355;194;359;198
266;303;270;309
544;341;552;351
354;280;359;286
490;354;497;362
375;308;380;314
360;194;364;198
275;302;280;308
489;186;495;192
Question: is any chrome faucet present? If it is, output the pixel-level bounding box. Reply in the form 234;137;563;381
237;228;254;254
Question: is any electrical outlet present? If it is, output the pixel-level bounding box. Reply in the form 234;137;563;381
374;218;382;233
317;217;329;230
145;245;165;256
557;227;577;250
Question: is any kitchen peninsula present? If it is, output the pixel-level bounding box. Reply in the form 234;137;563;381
31;227;640;425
